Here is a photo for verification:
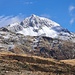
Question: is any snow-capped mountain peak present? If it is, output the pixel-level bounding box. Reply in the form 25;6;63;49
8;22;19;27
22;14;60;28
6;14;75;40
30;14;37;18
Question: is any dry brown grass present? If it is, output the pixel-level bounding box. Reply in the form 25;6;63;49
61;59;75;66
0;52;75;75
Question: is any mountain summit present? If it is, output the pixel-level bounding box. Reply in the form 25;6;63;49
21;14;60;27
7;14;74;40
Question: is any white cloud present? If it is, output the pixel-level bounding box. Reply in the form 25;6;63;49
0;14;24;27
18;1;34;5
24;1;33;5
69;5;75;12
70;18;75;25
40;14;51;19
0;16;4;19
69;5;75;25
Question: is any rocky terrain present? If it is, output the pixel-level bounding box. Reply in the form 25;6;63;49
0;15;75;75
0;27;75;60
2;15;75;59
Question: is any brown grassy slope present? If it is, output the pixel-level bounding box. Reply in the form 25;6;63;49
0;52;75;75
61;59;75;66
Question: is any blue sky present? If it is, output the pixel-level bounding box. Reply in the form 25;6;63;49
0;0;75;32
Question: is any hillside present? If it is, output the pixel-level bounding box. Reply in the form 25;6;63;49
0;27;75;60
0;52;75;75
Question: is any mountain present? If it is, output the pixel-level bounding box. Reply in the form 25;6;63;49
6;14;75;40
0;14;75;59
0;15;75;75
0;27;75;60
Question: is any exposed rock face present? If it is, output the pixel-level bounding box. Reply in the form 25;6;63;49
0;15;75;60
0;28;75;60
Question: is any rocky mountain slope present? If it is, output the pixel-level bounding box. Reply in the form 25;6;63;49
0;27;75;60
0;14;75;75
6;14;75;40
0;15;75;60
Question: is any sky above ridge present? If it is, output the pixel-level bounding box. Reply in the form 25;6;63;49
0;0;75;32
